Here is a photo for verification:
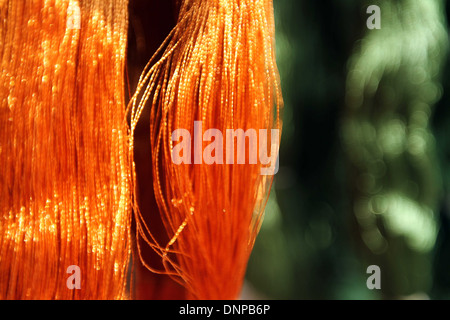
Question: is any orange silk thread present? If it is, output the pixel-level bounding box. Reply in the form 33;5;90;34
0;0;131;299
129;0;282;299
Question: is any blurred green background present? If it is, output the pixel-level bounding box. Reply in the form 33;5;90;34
245;0;450;299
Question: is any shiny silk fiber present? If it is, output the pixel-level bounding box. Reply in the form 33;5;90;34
0;0;281;300
0;0;131;299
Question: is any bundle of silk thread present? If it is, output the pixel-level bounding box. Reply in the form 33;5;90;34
129;0;282;299
0;0;131;299
0;0;282;300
